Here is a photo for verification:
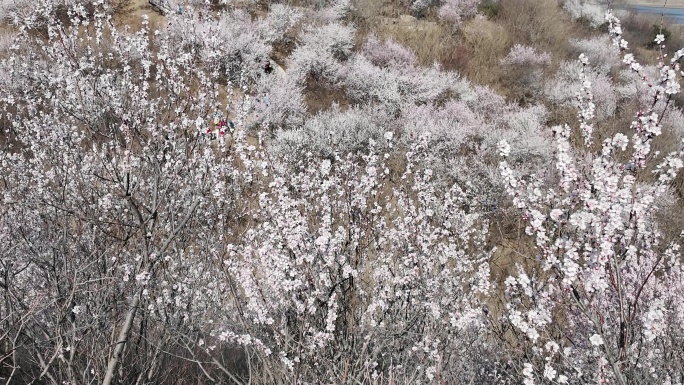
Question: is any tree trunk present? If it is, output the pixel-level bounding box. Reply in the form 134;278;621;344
102;289;141;385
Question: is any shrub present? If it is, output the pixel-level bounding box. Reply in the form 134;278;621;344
570;35;621;72
253;74;307;129
545;60;617;121
478;0;499;19
229;136;496;383
408;0;437;16
0;0;31;22
270;104;391;158
163;10;273;87
343;53;470;112
288;22;356;83
562;0;606;28
647;23;672;49
362;34;417;69
4;1;684;384
498;13;684;384
497;44;552;102
500;44;551;66
0;6;250;383
438;0;480;29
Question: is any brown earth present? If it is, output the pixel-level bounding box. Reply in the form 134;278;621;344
112;0;168;30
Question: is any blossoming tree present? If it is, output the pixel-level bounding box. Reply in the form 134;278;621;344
498;12;684;385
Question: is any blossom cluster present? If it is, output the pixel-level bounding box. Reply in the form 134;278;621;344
498;12;684;384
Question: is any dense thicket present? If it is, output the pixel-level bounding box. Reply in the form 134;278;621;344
1;0;684;384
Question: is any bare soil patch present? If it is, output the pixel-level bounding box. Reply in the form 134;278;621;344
112;0;168;30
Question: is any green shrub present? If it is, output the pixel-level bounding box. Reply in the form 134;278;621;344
479;0;499;19
647;24;672;48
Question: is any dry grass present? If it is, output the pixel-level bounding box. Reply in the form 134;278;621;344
107;0;134;14
304;75;349;114
458;0;595;96
497;0;577;53
271;35;297;69
0;24;17;57
461;17;510;87
374;14;459;66
352;0;411;20
349;0;463;69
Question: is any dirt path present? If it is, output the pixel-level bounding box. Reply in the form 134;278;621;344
113;0;169;30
